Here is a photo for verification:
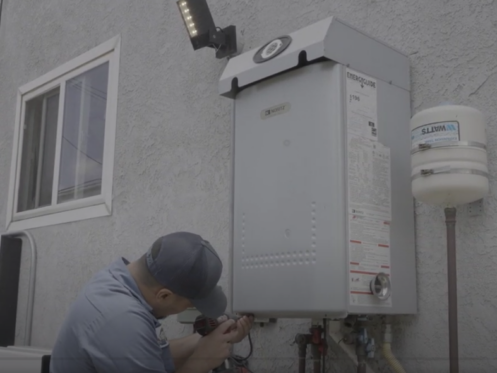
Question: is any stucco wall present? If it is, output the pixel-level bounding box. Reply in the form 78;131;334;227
1;0;497;372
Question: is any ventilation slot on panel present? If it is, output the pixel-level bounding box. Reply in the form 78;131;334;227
242;250;316;269
240;205;319;270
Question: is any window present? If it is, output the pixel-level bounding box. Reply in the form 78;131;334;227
6;36;120;231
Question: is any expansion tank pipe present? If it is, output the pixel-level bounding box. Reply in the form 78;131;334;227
1;230;37;346
445;207;459;373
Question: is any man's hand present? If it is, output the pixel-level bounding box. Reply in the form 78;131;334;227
218;314;254;344
186;319;238;372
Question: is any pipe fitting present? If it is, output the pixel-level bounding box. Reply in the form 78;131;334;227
294;333;312;346
310;326;327;355
294;325;328;373
355;326;375;373
294;333;312;373
382;322;407;373
384;324;393;344
344;315;358;328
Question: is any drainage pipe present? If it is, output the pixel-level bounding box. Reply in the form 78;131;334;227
383;324;407;373
1;231;37;346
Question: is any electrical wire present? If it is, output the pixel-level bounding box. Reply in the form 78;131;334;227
228;332;254;372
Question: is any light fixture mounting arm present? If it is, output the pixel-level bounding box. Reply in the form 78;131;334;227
208;25;237;59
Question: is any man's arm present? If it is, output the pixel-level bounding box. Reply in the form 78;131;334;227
168;333;201;370
175;320;239;373
170;315;254;369
88;310;169;373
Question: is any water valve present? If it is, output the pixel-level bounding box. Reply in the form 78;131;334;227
366;337;375;359
357;328;376;360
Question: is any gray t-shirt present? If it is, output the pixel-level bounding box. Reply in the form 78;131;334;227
50;258;175;373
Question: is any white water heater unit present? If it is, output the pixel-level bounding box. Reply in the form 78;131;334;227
219;17;417;318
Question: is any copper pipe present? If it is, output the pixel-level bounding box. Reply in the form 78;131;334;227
295;325;327;373
311;344;321;373
295;334;311;373
445;207;459;373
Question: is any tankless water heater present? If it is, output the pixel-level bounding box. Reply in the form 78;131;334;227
219;17;416;318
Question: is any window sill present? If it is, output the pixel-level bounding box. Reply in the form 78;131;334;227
6;202;111;231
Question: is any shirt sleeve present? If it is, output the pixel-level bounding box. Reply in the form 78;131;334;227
86;309;170;373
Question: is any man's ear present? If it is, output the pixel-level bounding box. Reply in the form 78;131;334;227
156;288;173;301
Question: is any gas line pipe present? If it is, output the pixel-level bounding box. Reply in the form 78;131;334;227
294;322;327;373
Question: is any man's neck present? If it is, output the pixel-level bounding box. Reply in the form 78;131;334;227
126;261;156;309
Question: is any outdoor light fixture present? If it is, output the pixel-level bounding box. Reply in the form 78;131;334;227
177;0;237;59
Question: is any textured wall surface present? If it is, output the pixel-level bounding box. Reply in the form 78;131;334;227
1;0;497;372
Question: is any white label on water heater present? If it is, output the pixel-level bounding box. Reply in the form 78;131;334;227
347;138;392;307
345;68;378;142
411;121;460;150
346;68;392;307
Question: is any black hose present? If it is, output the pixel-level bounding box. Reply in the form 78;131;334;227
229;332;254;372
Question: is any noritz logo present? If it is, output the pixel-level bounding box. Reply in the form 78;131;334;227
261;102;291;119
421;123;457;135
346;72;376;88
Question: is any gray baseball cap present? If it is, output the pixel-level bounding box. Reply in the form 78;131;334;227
145;232;227;318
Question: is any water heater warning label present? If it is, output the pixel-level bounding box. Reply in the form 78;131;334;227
346;68;392;308
411;121;460;150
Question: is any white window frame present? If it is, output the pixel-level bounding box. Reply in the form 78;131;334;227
6;35;121;231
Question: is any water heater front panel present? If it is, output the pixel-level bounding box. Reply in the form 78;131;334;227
232;62;348;318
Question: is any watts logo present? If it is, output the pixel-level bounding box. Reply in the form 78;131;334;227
421;123;457;135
